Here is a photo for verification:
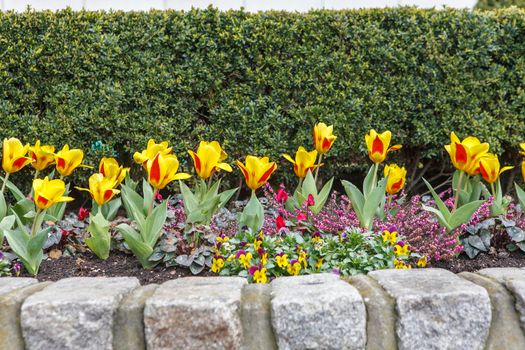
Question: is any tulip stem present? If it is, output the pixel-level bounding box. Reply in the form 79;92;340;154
387;194;392;210
491;183;496;198
314;153;323;188
148;190;157;216
33;170;40;181
452;171;464;213
1;173;9;194
207;176;213;190
31;209;42;238
372;163;379;189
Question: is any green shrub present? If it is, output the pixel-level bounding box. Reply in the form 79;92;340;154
1;7;525;191
475;0;525;10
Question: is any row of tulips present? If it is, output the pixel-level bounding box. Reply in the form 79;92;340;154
1;122;525;275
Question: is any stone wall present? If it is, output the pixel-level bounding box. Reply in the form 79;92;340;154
1;268;525;349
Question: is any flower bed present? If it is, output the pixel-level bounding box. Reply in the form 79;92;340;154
1;123;525;281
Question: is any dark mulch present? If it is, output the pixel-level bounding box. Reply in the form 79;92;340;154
434;251;525;273
22;251;213;285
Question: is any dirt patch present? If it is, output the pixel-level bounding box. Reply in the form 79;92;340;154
22;251;213;285
434;251;525;273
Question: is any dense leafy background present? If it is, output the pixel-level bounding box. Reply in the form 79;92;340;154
476;0;525;10
1;7;525;192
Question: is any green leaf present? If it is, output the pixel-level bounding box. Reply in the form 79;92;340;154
302;170;318;196
116;223;156;269
422;204;451;231
180;181;198;214
0;191;6;221
363;165;377;200
121;184;146;230
85;212;111;260
448;200;485;232
6;180;26;202
341;180;365;226
362;177;387;229
142;179;154;214
238;192;264;233
515;183;525;209
422;178;451;222
218;187;238;208
0;215;15;245
310;177;333;214
144;200;167;247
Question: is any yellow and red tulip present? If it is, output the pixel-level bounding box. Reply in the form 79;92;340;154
365;130;402;164
444;132;489;175
55;145;88;177
76;173;120;206
133;139;172;168
2;138;32;174
28;140;55;171
33;177;74;210
147;152;191;190
313;123;337;154
478;153;513;184
282;147;318;178
99;157;128;186
188;141;232;180
520;143;525;156
384;164;407;195
236;156;277;191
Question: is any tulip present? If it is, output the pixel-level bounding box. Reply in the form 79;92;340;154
147;152;191;190
99;157;129;186
313;123;337;154
522;161;525;183
282;147;318;178
520;143;525;156
276;188;288;203
2;138;32;174
479;153;513;185
188;141;233;180
384;164;407;195
28;140;55;171
33;177;74;210
236;156;277;191
365;130;402;164
133;139;172;167
76;173;120;206
55;145;88;177
444;132;489;175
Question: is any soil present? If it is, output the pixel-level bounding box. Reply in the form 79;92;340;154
20;249;525;284
22;251;213;285
433;251;525;273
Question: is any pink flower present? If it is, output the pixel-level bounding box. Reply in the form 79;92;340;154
276;216;286;230
78;207;89;221
276;189;288;203
306;194;315;206
297;213;307;222
156;192;163;201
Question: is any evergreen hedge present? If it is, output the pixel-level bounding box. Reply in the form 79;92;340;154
1;7;525;188
475;0;525;10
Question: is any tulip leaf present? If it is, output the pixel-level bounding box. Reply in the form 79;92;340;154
363;165;377;200
515;183;525;209
85;212;111;260
6;180;26;202
219;187;238;208
238;192;264;233
341;180;365;226
0;191;6;221
310;177;333;214
180;181;198;213
142;180;154;214
0;214;15;245
302;170;318;196
422;178;451;222
144;200;167;247
46;184;70;223
362;177;387;229
121;184;146;230
117;223;156;269
10;197;35;228
448;200;484;232
422;204;451;231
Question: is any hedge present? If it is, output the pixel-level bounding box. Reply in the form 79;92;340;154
1;7;525;191
475;0;525;10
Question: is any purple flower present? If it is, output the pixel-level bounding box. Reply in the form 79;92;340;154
236;250;247;259
332;268;341;275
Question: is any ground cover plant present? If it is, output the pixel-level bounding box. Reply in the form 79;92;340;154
1;121;525;282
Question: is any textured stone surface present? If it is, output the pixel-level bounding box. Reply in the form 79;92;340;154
21;277;140;350
0;281;50;350
478;267;525;332
347;274;396;350
144;277;247;350
0;277;38;295
113;284;158;350
460;272;525;350
241;283;277;350
369;268;491;350
271;273;366;350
